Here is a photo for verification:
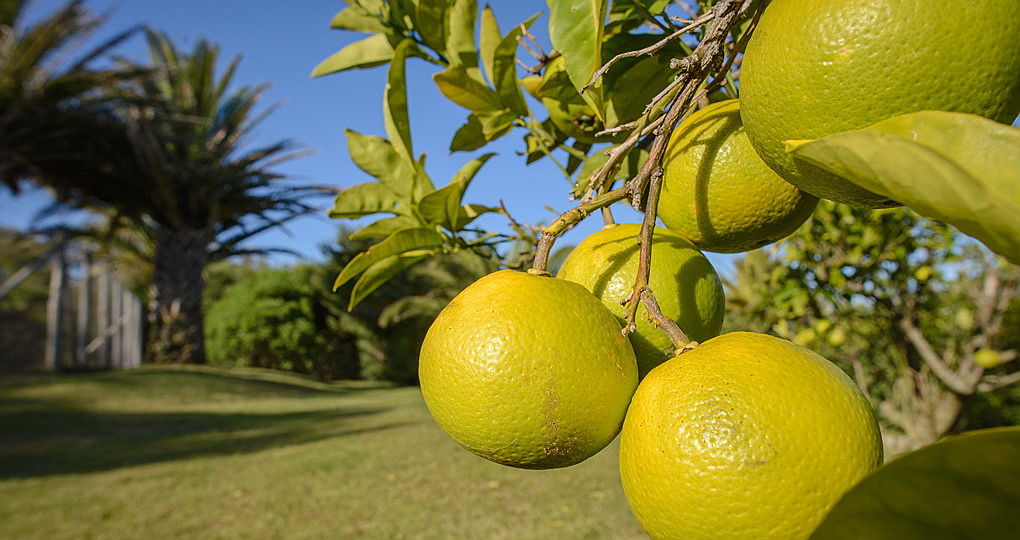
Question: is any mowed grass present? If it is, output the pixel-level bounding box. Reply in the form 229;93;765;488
0;366;643;539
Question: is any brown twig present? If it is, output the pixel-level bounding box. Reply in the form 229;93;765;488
580;10;717;94
529;187;630;274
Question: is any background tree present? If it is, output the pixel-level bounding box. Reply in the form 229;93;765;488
0;0;135;190
724;202;1019;455
33;30;322;364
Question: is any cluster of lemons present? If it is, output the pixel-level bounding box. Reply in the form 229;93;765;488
419;1;1020;538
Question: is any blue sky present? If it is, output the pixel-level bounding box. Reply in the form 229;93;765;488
1;0;738;275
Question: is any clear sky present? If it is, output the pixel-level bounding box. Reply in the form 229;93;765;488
0;0;738;275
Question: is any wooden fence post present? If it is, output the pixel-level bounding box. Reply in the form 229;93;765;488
96;267;110;369
75;255;92;369
44;249;67;372
111;280;122;369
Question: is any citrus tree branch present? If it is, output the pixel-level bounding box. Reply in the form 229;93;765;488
529;187;630;274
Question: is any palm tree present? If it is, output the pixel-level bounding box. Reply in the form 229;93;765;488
0;0;135;190
33;30;322;364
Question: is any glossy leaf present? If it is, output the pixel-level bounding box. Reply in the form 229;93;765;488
384;39;415;163
348;250;434;310
330;5;388;34
433;66;503;112
491;13;539;116
788;111;1020;264
546;0;606;117
418;153;495;230
334;227;445;291
349;215;420;240
345;130;413;197
412;154;437;200
327;182;399;218
812;427;1020;539
444;0;477;68
311;33;393;77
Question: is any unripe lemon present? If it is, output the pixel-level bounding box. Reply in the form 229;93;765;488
419;269;638;469
741;0;1020;208
620;332;883;539
557;223;724;377
660;100;818;253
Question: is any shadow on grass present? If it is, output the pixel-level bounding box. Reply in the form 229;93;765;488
0;368;411;479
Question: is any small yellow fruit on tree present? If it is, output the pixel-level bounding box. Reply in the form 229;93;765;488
620;332;883;539
419;269;638;469
740;0;1020;208
660;99;818;253
557;223;724;377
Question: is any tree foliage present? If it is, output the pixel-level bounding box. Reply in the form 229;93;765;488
725;202;1019;455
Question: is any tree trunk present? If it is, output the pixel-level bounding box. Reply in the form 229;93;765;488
149;226;210;364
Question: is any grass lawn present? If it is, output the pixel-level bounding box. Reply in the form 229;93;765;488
0;366;643;539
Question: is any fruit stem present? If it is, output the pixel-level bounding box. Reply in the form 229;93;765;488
530;187;630;274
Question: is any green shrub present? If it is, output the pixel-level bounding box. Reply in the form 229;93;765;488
205;265;358;380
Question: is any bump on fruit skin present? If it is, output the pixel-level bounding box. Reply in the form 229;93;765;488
419;270;638;469
620;332;883;539
740;0;1020;208
556;224;725;377
660;100;819;253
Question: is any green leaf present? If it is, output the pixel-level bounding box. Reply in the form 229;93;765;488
345;130;414;197
479;5;501;86
453;203;496;230
334;227;445;291
418;153;496;230
444;0;477;68
327;183;399;218
384;39;416;163
477;109;517;139
330;5;389;33
433;66;503;112
546;0;606;117
349;216;420;240
811;427;1020;539
787;111;1020;264
311;33;393;77
414;0;451;53
412;154;437;200
450;115;486;152
491;13;539;116
348;250;435;310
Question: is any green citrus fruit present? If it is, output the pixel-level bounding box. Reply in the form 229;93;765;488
741;0;1020;208
419;269;638;469
556;223;724;377
620;332;883;539
660;100;819;253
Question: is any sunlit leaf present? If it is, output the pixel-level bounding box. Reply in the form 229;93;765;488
491;13;539;116
433;66;503;112
334;227;445;291
330;5;388;34
453;203;497;230
811;427;1020;539
348;250;435;310
345;130;413;197
445;0;477;68
412;154;437;200
349;215;420;240
327;182;399;218
418;153;496;230
788;111;1020;264
311;33;393;77
414;0;451;53
479;5;501;86
384;39;416;163
547;0;606;117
